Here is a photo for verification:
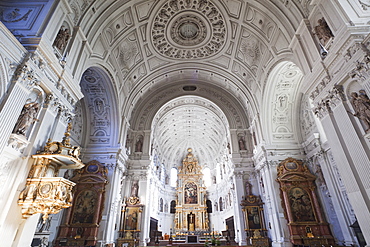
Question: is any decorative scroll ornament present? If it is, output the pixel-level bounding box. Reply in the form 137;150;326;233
18;123;84;221
359;0;370;10
180;148;201;174
151;0;226;59
349;55;370;82
127;196;140;206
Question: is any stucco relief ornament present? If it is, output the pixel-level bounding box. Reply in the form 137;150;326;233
359;0;370;10
151;0;226;59
0;8;32;23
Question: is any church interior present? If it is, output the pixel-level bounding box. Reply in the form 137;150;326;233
0;0;370;247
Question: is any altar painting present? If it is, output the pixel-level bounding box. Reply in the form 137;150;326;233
184;182;197;204
124;207;140;230
246;206;262;229
288;187;315;222
72;190;96;224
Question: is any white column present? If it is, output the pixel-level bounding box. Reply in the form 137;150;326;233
232;174;247;246
258;161;292;247
314;85;370;246
313;150;357;245
104;163;125;244
139;177;149;246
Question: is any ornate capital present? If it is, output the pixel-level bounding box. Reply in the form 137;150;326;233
13;64;40;89
314;85;345;119
327;85;346;107
349;55;370;82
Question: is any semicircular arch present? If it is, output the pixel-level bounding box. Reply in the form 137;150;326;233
77;66;120;149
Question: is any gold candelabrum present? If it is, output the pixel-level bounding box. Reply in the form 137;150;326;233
18;123;84;222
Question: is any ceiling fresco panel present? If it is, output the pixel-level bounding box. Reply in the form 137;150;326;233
113;31;143;78
231;60;256;90
151;0;227;60
148;57;171;71
91;34;108;59
208;55;231;69
236;28;268;76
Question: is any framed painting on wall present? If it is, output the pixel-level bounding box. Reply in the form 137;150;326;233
245;206;262;230
124;206;140;231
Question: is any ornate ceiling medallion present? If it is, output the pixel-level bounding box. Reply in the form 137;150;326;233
152;0;226;59
171;14;206;46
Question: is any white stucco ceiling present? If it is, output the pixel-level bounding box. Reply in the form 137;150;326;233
75;0;313;168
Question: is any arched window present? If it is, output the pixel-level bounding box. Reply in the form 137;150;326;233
216;163;221;182
159;198;163;212
203;167;211;187
206;200;212;213
219;197;223;211
170;200;176;214
170;167;178;187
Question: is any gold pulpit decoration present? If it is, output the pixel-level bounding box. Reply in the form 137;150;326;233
18;123;84;221
174;148;209;232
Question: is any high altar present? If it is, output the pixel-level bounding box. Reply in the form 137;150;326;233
174;149;209;232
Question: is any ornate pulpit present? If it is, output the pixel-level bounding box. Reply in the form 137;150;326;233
174;148;209;232
18;123;83;222
276;157;334;245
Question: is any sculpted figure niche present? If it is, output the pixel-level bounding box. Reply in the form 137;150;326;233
135;135;143;152
313;18;334;45
131;181;139;198
13;102;40;135
350;90;370;132
53;26;71;51
238;136;246;150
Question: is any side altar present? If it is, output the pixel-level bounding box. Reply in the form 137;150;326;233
174;148;210;232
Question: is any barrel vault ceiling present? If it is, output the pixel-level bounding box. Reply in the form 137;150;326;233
76;0;311;167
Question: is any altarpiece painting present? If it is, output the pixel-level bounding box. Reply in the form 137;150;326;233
276;157;334;246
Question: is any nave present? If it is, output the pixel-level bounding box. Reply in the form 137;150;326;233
0;0;369;247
